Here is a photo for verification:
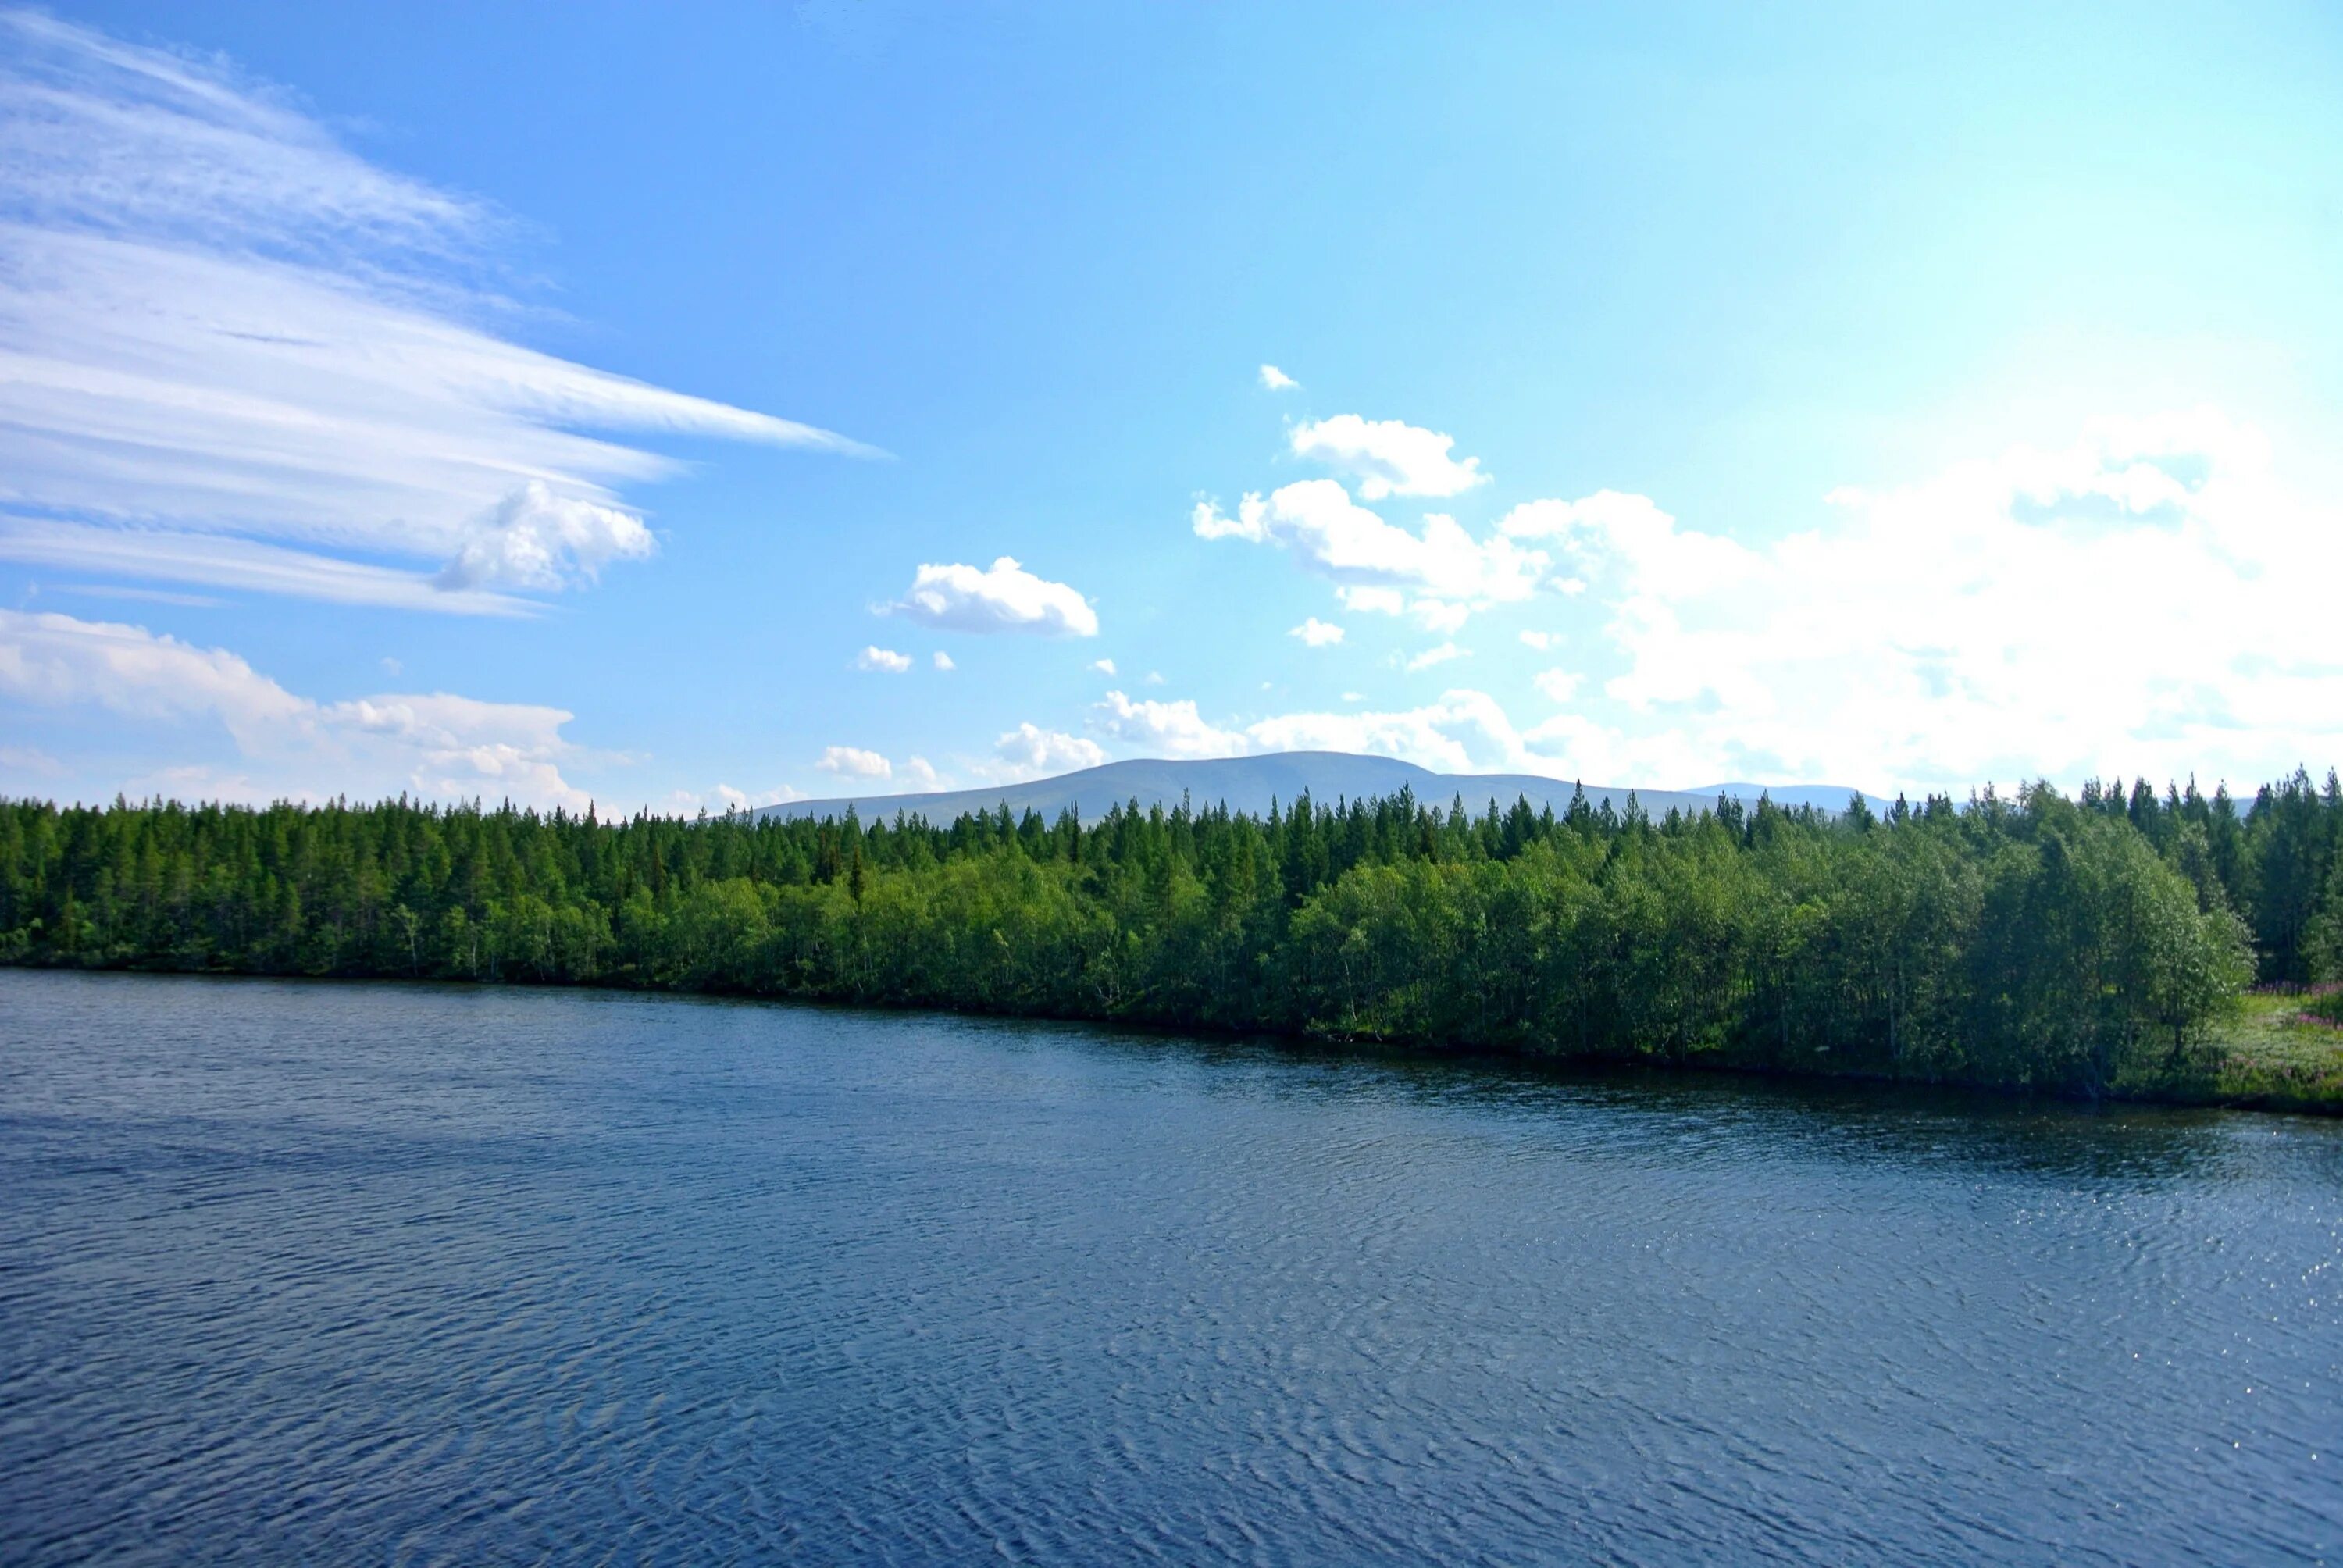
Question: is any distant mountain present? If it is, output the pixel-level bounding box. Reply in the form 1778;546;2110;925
755;753;1885;825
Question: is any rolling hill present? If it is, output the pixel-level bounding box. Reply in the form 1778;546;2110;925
754;752;1884;824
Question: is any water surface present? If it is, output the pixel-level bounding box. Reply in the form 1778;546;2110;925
2;970;2338;1563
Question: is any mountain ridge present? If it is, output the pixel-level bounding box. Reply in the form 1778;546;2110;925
754;752;1884;824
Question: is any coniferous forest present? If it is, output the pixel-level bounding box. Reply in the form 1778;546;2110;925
6;771;2342;1106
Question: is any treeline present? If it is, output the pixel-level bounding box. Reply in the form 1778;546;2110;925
5;770;2341;1097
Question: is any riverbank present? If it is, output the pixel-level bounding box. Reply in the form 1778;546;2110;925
9;787;2316;1111
2177;991;2343;1113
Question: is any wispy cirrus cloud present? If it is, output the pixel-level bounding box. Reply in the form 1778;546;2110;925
0;11;872;611
0;518;534;615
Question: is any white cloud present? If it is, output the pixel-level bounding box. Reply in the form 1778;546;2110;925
1289;617;1345;647
1193;481;1543;618
1090;657;1118;675
1259;364;1299;391
0;518;534;616
1059;677;1614;782
885;556;1098;637
932;650;954;671
1246;690;1536;775
434;482;657;592
47;582;219;608
903;755;942;787
0;14;869;609
1178;398;2343;792
1533;668;1582;702
1408;597;1472;635
1406;642;1467;672
1515;409;2343;792
331;692;589;804
711;782;806;811
1091;690;1246;759
0;743;62;781
1288;415;1488;500
815;745;892;779
994;722;1107;779
856;645;912;673
0;608;592;804
1189;494;1268;542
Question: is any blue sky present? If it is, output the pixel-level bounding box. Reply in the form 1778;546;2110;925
3;2;2341;811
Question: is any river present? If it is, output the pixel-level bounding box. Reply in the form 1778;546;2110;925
2;969;2337;1563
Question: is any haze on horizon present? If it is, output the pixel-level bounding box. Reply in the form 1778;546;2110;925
2;3;2340;814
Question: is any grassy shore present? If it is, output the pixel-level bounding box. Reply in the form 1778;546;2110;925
2167;991;2343;1113
2098;989;2343;1114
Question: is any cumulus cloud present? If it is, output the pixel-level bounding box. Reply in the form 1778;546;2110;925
1517;409;2343;791
0;608;591;804
1246;690;1539;775
1288;415;1488;500
433;483;657;592
1409;598;1472;635
856;645;912;673
1090;657;1118;675
885;556;1098;637
932;650;955;671
1533;668;1582;702
0;13;870;611
1193;481;1543;618
815;745;891;779
1184;397;2343;791
333;692;590;804
1289;617;1345;647
1259;364;1299;391
709;782;806;811
1091;690;1246;759
994;722;1107;779
1405;642;1466;672
1056;677;1605;781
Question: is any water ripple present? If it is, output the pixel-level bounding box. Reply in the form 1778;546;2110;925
2;970;2339;1565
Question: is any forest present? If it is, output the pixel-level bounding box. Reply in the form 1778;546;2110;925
4;770;2341;1103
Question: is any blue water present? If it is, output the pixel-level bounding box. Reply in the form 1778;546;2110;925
2;969;2338;1565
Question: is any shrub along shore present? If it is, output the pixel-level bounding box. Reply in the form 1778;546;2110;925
5;772;2341;1110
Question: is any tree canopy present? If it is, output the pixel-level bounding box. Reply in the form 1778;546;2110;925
7;768;2338;1099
